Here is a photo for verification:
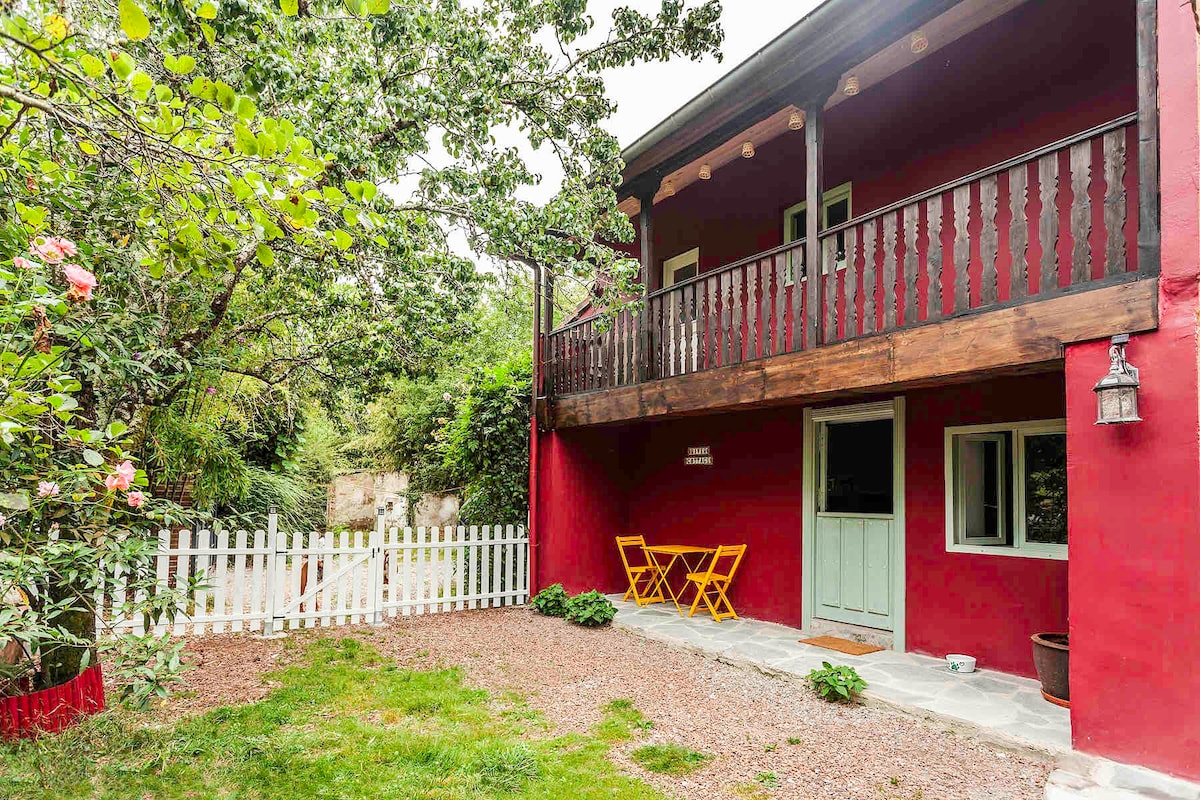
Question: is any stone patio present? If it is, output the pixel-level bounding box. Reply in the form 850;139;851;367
610;596;1072;754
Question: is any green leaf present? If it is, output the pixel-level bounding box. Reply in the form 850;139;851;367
234;96;257;121
197;2;218;19
106;421;129;439
331;229;353;250
280;0;298;14
255;243;274;267
83;448;105;466
80;54;106;77
164;54;197;75
119;0;151;41
200;22;216;43
0;492;30;511
110;52;136;79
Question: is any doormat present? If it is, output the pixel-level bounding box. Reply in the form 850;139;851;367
799;636;884;656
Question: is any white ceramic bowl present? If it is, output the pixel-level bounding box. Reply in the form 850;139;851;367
947;654;977;673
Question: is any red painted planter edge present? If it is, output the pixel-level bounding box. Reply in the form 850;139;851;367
0;664;106;740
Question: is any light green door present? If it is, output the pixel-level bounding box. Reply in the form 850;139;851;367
813;417;896;631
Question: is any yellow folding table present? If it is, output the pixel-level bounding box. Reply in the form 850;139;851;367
641;545;715;614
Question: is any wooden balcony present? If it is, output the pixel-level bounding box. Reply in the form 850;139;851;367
542;114;1158;428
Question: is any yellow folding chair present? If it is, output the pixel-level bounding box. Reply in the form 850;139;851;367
685;544;747;622
616;535;665;606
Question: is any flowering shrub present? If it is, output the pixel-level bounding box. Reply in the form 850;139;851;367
1;235;195;706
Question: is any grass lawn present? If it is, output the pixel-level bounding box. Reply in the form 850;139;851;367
0;636;669;800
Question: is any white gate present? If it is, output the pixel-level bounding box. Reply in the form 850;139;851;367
98;510;528;637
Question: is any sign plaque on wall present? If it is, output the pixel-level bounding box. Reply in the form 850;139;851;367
684;446;713;466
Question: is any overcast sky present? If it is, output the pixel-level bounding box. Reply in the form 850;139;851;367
600;0;824;145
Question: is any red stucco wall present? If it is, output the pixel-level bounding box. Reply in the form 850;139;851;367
1062;0;1200;780
536;374;1071;676
905;375;1069;678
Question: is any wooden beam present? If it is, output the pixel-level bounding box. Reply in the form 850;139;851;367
637;186;657;382
1136;0;1160;274
550;278;1159;428
803;100;824;351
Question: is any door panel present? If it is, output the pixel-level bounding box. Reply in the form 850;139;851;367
814;515;894;629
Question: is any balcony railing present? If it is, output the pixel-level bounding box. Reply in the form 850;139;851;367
545;113;1141;396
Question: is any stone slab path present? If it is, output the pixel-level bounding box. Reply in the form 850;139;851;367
610;597;1072;754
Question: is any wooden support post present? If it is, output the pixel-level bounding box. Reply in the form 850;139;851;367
637;185;658;381
803;101;824;350
1135;0;1160;274
530;260;543;400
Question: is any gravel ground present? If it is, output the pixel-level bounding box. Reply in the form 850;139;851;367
162;608;1051;800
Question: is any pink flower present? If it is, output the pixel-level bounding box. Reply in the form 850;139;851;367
127;490;146;508
37;481;60;498
63;263;97;302
30;237;66;264
13;256;35;270
104;460;136;492
52;237;77;257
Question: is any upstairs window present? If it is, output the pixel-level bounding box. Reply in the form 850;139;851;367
782;182;852;283
944;420;1068;559
662;247;699;288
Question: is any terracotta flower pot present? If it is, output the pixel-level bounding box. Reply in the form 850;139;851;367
0;665;106;740
1031;633;1069;707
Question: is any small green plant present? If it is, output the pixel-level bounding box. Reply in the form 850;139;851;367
763;743;777;752
786;736;803;746
564;590;617;627
807;661;868;702
755;772;780;788
530;583;570;617
630;743;711;775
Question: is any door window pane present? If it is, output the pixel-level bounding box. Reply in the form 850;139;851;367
822;419;893;514
1024;433;1067;545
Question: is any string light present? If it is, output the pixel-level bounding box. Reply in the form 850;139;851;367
843;75;860;96
788;109;806;131
698;163;712;180
910;30;929;53
741;141;756;158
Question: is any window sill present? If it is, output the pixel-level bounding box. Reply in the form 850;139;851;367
946;544;1068;561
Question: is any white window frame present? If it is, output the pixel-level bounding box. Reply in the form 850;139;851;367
782;182;852;284
944;419;1068;560
662;247;699;288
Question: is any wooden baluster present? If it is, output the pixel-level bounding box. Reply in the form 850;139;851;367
925;195;943;321
1039;152;1060;293
675;287;686;375
729;268;739;367
684;284;695;374
823;236;838;341
882;214;898;330
844;227;858;338
721;271;733;365
774;253;787;355
626;308;635;384
606;317;615;388
666;289;677;377
1009;166;1029;300
745;261;759;359
952;185;971;313
758;259;770;357
651;297;662;379
707;275;718;369
903;204;919;326
617;310;626;386
1070;141;1093;285
862;222;877;334
1103;129;1128;277
980;175;999;305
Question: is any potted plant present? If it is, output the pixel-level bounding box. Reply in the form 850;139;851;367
1031;633;1069;707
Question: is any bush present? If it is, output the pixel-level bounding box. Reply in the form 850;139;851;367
530;583;570;617
807;661;867;702
564;591;617;627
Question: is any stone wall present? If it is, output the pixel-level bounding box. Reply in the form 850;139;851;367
326;471;459;529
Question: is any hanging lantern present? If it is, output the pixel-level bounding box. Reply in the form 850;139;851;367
698;163;712;180
788;109;806;131
741;141;755;158
843;75;861;96
661;179;676;197
910;30;929;54
1093;334;1142;424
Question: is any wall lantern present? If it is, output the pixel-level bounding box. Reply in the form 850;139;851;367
910;30;929;54
698;163;712;180
741;141;756;158
788;109;806;131
661;179;676;197
843;75;861;96
1093;334;1142;424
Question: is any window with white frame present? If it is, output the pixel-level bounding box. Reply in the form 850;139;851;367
662;247;699;288
944;420;1068;559
782;182;852;284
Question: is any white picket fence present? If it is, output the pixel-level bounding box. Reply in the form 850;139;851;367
97;511;528;637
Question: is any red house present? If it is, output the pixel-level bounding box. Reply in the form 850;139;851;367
530;0;1199;784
